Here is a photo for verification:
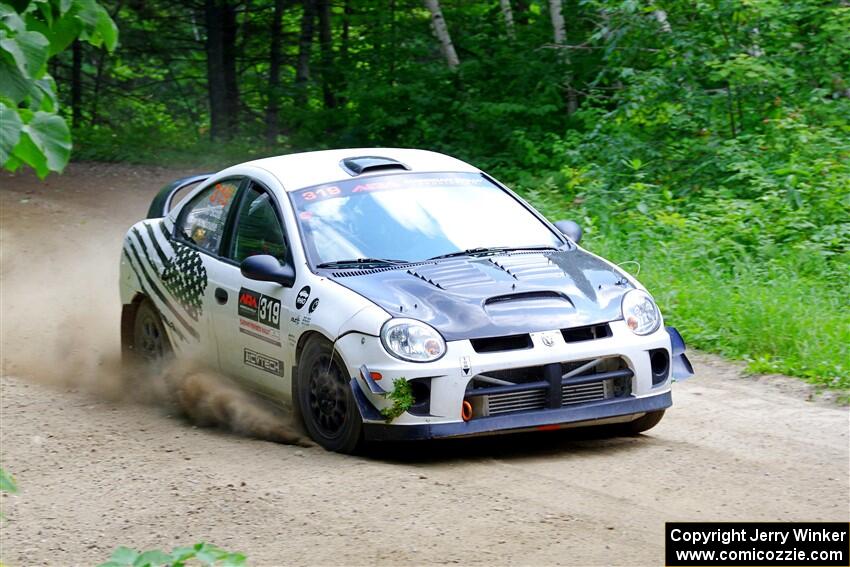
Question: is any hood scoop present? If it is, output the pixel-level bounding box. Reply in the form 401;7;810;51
484;290;571;306
340;156;410;176
483;290;576;328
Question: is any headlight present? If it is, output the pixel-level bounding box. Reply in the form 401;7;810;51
621;290;661;335
380;318;446;362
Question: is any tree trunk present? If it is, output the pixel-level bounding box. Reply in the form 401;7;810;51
548;0;566;44
91;0;123;126
388;0;397;81
548;0;577;114
316;0;337;108
341;0;350;66
295;0;316;108
205;0;227;140
338;0;351;104
71;40;82;127
423;0;459;69
90;48;107;125
221;1;239;133
500;0;515;39
266;0;284;144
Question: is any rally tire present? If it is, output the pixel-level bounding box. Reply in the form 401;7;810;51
295;338;363;453
621;410;665;435
131;298;173;364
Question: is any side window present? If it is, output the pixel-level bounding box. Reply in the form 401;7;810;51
177;179;240;254
229;184;288;263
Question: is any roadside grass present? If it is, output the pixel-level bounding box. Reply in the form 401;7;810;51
589;239;849;389
71;127;272;170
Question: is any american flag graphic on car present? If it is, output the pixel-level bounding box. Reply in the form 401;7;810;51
161;242;207;321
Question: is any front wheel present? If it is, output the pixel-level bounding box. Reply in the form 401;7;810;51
620;410;665;435
295;338;362;453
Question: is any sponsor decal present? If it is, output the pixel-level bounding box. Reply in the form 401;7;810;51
292;173;490;206
238;287;280;329
239;317;282;347
308;298;319;313
244;348;284;377
238;288;260;318
295;286;311;310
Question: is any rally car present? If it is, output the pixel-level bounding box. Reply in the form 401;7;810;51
119;148;693;452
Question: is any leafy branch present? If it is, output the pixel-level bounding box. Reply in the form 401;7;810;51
0;0;117;178
380;378;414;422
0;466;16;494
99;542;245;567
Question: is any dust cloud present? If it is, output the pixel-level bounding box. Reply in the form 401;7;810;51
0;196;311;447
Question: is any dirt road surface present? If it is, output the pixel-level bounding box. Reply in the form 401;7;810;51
1;163;848;566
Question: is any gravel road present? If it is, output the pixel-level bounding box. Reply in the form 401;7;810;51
1;163;848;566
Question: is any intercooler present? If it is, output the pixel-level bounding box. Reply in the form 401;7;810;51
480;380;611;416
466;357;630;418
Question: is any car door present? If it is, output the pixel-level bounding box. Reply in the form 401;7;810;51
208;180;298;396
157;177;244;363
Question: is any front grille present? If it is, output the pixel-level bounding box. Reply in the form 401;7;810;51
562;381;608;405
478;380;612;416
467;356;632;418
486;390;547;415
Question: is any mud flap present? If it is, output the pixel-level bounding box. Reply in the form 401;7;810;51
666;326;695;381
349;364;389;422
350;376;385;422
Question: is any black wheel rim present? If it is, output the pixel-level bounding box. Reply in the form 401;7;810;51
137;310;165;361
307;354;348;439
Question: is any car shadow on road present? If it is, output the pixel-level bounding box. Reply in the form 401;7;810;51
363;426;655;464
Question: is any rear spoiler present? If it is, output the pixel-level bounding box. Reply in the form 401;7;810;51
146;174;213;219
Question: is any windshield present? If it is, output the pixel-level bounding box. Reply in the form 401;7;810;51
290;172;563;266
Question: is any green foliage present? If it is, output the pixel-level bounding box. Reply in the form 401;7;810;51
99;543;246;567
381;378;415;422
0;0;116;178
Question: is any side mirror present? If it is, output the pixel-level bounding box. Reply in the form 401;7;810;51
240;254;296;288
554;220;582;244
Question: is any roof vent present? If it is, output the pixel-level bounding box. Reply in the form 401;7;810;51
340;156;410;176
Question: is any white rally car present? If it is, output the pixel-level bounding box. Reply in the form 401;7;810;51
119;148;693;452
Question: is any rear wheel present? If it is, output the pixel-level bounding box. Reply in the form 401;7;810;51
295;338;362;453
131;299;172;363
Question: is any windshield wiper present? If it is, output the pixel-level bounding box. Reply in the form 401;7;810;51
427;245;560;261
316;257;410;269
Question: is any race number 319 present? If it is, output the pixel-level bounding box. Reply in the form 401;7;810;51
258;296;280;328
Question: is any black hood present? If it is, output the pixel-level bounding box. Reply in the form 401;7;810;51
327;249;633;341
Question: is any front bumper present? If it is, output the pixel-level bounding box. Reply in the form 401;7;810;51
344;324;692;441
353;380;672;441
